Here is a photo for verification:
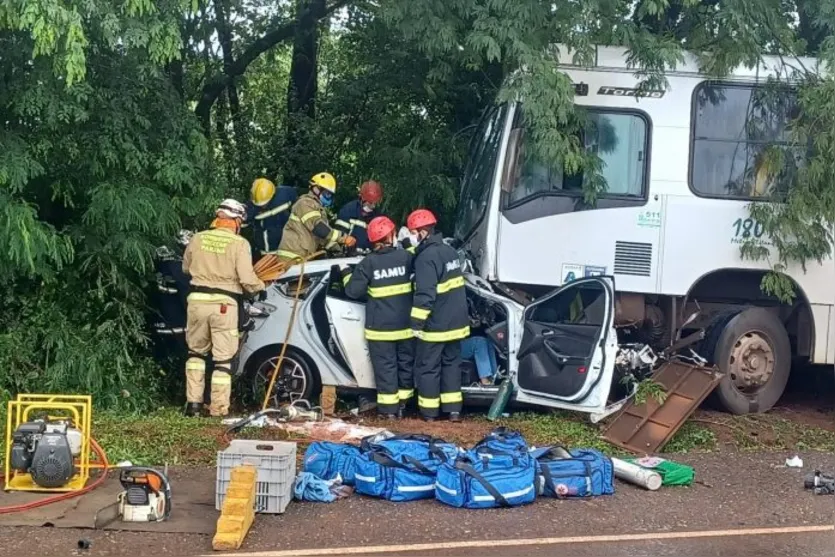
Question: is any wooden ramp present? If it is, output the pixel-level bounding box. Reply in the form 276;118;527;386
213;465;258;551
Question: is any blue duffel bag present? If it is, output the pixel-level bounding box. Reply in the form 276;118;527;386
529;446;615;498
303;441;361;485
435;431;536;509
476;427;528;454
354;434;459;502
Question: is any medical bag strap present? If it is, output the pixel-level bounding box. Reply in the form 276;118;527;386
400;455;434;476
456;462;511;508
475;427;520;449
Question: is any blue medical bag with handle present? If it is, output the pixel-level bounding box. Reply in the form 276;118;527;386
529;446;615;498
354;434;459;502
435;428;536;509
302;441;361;486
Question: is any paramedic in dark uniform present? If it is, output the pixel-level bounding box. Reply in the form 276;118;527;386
334;180;383;253
407;209;469;422
341;216;415;418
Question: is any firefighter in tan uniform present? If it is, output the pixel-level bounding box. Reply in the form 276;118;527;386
276;172;356;264
182;199;265;417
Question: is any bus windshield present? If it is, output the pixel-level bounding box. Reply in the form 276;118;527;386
454;104;508;241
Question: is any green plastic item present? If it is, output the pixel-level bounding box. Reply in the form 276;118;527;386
487;379;513;421
625;457;695;486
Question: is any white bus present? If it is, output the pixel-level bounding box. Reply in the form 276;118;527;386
454;46;835;415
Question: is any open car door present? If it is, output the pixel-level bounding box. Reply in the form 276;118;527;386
323;266;376;389
512;276;618;413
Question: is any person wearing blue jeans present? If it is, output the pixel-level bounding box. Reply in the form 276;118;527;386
460;336;498;385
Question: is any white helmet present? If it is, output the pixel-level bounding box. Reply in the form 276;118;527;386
216;199;246;220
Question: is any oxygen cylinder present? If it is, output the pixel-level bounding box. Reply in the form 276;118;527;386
611;457;663;491
487;379;513;421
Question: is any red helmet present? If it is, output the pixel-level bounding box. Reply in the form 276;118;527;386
406;209;437;231
359;180;383;204
367;216;396;244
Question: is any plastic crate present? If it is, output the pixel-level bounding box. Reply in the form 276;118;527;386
216;439;297;514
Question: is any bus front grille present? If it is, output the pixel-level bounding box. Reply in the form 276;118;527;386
613;241;652;277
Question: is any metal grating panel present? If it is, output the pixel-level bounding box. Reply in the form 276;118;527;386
602;361;724;454
613;241;653;277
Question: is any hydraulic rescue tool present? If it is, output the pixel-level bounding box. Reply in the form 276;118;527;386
94;467;172;528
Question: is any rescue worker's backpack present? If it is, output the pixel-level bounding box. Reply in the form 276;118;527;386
529;446;615;498
302;442;361;486
435;428;536;509
354;434;459;502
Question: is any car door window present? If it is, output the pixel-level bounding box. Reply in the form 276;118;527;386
516;280;609;399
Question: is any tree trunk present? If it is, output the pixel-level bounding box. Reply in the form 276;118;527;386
284;0;326;188
213;0;250;175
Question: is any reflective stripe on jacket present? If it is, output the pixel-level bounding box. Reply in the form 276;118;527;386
276;193;343;261
343;246;414;341
182;228;265;296
334;199;377;251
246;185;297;254
410;233;469;342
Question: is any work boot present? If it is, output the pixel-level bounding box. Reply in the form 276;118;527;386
184;402;203;417
397;405;406;420
449;412;462;423
380;413;399;421
422;416;436;423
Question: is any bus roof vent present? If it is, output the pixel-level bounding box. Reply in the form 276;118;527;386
613;241;652;277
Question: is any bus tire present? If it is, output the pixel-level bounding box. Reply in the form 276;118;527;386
705;307;791;415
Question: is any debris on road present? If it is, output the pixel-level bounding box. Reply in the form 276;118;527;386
611;457;662;491
786;455;804;468
623;457;695;487
603;360;723;454
804;471;835;495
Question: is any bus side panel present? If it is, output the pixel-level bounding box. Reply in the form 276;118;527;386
496;202;662;292
660;195;833;305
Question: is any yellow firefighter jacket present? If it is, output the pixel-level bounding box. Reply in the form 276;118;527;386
182;228;265;301
276;193;344;262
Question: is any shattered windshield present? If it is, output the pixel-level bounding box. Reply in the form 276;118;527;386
454;104;508;241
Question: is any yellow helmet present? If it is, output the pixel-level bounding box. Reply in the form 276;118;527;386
251;178;276;207
309;172;337;193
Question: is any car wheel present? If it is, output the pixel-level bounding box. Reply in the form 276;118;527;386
703;307;791;415
246;347;321;408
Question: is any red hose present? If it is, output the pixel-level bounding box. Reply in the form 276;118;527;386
0;437;110;514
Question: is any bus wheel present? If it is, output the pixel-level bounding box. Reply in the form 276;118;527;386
705;307;791;415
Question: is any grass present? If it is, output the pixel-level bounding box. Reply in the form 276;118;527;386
1;406;833;467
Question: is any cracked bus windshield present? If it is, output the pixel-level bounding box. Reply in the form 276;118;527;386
454;104;508;241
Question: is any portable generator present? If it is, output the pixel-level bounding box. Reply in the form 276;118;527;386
5;394;93;492
9;420;82;488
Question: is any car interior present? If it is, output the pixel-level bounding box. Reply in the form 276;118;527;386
516;281;607;398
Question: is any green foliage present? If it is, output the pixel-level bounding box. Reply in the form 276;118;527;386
0;0;221;410
633;379;668;407
3;0;834;411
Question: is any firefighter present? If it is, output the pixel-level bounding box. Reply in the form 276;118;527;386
341;216;414;418
334;180;383;253
245;177;297;257
276;172;356;264
182;199;265;417
407;209;469;422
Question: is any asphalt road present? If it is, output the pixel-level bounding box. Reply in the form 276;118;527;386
0;451;833;557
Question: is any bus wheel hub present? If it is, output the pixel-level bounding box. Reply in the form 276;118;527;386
729;332;774;391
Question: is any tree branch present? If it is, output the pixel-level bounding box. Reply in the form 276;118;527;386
194;0;352;128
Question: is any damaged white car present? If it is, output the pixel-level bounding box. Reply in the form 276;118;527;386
235;254;665;420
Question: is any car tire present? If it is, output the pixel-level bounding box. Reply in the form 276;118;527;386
243;346;321;408
703;307;791;415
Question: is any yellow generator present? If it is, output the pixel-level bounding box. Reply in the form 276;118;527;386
4;394;93;492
